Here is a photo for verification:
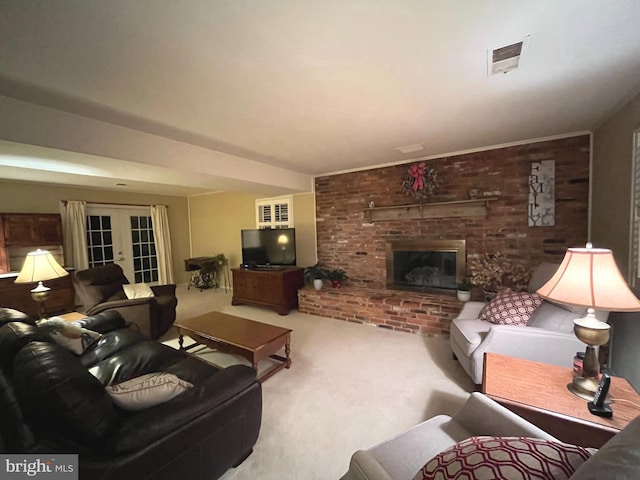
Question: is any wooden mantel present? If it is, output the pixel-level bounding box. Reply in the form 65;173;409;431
364;198;498;222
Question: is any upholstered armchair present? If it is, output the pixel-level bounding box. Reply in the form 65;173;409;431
72;264;177;339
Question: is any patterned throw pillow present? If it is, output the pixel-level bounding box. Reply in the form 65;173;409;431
106;372;193;411
413;436;595;480
37;317;102;355
479;289;542;326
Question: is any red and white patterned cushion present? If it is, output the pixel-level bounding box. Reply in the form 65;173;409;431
478;289;542;326
413;436;594;480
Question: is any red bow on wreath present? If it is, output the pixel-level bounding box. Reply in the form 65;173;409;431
409;162;426;191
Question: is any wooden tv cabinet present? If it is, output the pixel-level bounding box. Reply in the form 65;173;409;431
231;267;304;315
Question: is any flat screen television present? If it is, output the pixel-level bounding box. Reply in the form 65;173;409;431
241;228;297;267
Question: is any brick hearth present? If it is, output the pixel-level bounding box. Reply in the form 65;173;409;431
298;285;462;336
305;134;591;336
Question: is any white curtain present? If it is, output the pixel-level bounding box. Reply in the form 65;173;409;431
60;200;88;270
150;205;174;284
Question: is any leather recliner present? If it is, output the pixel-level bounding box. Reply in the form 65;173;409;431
73;263;178;339
0;308;262;480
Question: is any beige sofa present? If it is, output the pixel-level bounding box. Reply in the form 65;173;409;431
449;263;608;385
340;393;555;480
340;392;640;480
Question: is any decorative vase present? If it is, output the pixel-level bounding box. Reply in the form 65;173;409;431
483;290;497;302
313;279;323;290
331;280;341;288
457;290;471;302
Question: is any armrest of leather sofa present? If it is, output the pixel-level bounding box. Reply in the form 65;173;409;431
72;311;127;334
86;299;161;338
151;284;176;297
109;365;260;454
469;325;584;384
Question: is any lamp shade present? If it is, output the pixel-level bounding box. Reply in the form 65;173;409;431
14;249;68;284
536;245;640;311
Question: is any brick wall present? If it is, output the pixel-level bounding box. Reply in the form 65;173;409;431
299;135;591;336
315;135;591;289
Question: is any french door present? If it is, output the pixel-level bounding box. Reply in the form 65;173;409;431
85;206;159;284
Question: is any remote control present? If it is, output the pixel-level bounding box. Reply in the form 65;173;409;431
588;373;613;418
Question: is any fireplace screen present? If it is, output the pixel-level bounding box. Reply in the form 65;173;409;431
386;240;466;292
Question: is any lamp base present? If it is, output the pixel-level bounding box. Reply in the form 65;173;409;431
567;376;612;402
30;282;50;320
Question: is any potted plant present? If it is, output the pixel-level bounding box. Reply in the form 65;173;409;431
326;268;349;288
456;279;472;302
304;263;326;290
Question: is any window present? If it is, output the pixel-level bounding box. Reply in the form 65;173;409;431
256;196;293;229
86;206;158;284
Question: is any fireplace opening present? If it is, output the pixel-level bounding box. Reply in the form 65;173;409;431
386;240;466;293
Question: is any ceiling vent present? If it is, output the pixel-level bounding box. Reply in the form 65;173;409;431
489;36;530;75
394;144;424;154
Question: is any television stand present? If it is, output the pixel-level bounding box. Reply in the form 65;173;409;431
231;267;304;315
255;265;285;271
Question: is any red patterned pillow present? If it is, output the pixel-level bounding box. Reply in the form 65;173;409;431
478;289;542;326
413;436;594;480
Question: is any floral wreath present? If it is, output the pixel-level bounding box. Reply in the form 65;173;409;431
401;161;438;201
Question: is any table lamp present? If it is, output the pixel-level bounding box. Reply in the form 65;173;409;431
536;243;640;400
14;249;69;320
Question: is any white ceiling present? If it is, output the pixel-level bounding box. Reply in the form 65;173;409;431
1;0;639;196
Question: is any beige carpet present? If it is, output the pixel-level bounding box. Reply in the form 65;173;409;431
162;284;475;480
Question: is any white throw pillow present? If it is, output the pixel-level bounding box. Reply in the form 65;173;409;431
37;317;102;355
106;372;193;411
123;283;155;299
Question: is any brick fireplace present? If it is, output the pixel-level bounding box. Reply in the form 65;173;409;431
386;239;466;293
298;134;591;336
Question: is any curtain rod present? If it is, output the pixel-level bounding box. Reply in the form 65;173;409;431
62;200;167;208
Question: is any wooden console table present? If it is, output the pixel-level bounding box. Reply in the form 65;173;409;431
231;267;304;315
482;353;640;448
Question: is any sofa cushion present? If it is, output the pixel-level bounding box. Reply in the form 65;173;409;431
479;290;543;326
0;322;50;374
570;415;640;479
413;436;594;480
37;318;102;355
0;308;36;328
527;262;561;293
106;372;193;411
450;318;491;357
526;301;577;333
13;341;119;446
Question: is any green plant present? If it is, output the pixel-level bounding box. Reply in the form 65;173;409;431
214;253;228;266
304;263;326;284
326;268;349;283
457;279;472;291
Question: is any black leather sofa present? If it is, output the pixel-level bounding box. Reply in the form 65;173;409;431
0;308;262;480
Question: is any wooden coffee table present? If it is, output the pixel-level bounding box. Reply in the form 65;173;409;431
174;311;292;382
482;353;640;448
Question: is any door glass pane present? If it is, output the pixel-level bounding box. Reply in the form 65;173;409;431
130;215;158;284
86;215;115;268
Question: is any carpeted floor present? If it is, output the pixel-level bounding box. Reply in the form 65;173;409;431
162;284;475;480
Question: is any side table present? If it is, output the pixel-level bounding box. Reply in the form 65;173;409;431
57;311;88;322
482;352;640;448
